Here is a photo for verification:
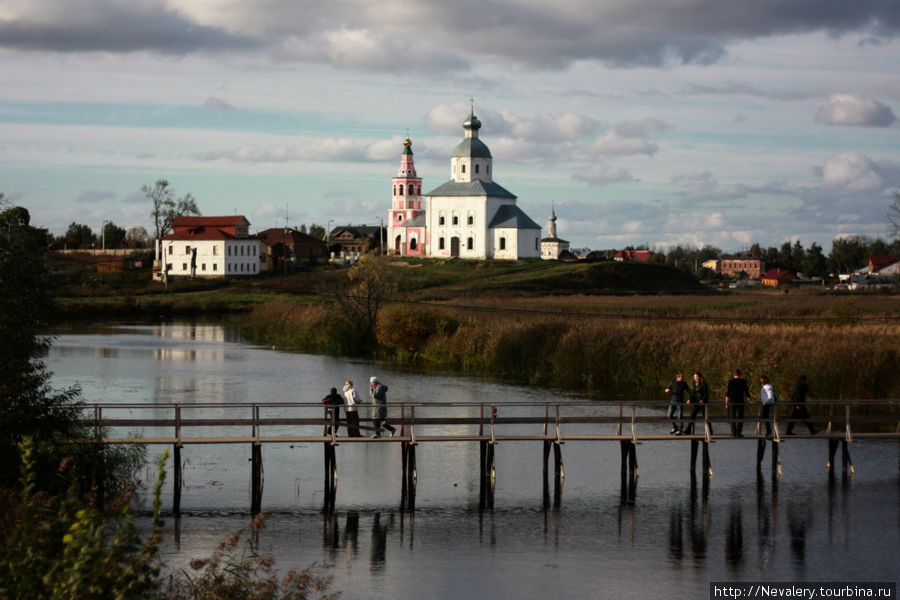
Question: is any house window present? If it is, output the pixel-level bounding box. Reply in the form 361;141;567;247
227;246;231;256
467;237;473;250
439;237;445;250
213;246;217;256
499;238;506;250
185;245;190;254
213;264;218;271
182;263;187;270
168;246;173;255
535;238;539;250
166;263;172;271
461;164;466;174
202;264;206;271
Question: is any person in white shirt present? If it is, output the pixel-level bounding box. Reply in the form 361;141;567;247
759;375;776;436
342;380;362;437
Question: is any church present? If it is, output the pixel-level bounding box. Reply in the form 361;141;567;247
387;110;542;260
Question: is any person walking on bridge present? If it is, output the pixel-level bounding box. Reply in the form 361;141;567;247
725;369;752;438
686;371;710;435
369;376;396;438
321;387;343;435
665;371;690;435
786;375;818;435
342;380;362;437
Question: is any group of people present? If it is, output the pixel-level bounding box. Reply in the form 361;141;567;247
321;376;397;438
665;370;819;437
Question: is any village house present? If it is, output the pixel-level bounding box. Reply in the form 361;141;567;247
257;227;328;270
761;267;795;287
720;253;765;279
328;225;383;259
613;249;651;263
154;215;261;279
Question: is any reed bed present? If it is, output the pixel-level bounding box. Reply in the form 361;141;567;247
242;297;900;402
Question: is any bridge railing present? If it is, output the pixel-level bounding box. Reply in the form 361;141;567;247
78;399;900;444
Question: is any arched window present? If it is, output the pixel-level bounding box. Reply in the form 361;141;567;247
399;184;404;195
410;238;418;250
461;164;466;174
475;164;480;174
439;237;445;250
439;215;445;226
499;237;506;250
452;215;458;225
467;215;474;225
467;237;473;250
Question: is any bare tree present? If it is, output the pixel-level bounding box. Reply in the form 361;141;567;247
143;179;200;241
337;254;397;342
887;190;900;240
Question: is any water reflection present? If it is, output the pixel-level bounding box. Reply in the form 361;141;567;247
725;495;744;574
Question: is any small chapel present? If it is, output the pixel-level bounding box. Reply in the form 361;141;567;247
387;110;542;260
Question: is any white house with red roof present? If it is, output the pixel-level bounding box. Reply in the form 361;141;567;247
154;216;262;279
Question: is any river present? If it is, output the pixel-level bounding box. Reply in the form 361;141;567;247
46;321;899;599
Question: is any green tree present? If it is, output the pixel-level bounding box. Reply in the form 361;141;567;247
790;240;805;273
1;203;52;251
143;179;200;241
62;222;96;249
309;224;326;240
827;235;869;274
803;242;827;277
100;221;127;249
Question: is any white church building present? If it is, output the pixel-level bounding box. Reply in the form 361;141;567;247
387;110;542;260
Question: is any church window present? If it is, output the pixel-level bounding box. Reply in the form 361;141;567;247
487;165;490;174
397;214;403;222
439;237;445;250
399;184;404;195
213;264;218;271
467;237;473;250
461;164;466;174
393;186;396;195
467;215;474;225
452;215;458;225
168;246;173;255
499;238;506;250
410;238;418;250
439;215;445;226
475;164;480;174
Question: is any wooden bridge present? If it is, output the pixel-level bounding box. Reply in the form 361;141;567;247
81;400;900;514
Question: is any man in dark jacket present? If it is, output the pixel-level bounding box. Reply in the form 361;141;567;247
665;372;690;435
786;375;818;435
725;369;753;437
369;376;396;438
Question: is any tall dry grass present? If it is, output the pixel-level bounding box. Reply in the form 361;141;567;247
241;299;900;401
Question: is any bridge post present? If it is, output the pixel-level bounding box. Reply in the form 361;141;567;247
251;443;263;515
173;443;183;516
323;442;337;512
553;441;563;504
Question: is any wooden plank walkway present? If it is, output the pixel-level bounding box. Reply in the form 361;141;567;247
80;400;900;514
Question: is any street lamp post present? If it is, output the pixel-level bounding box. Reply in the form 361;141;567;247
102;220;108;252
325;219;333;261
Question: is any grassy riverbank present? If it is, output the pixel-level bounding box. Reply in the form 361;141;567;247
53;257;900;401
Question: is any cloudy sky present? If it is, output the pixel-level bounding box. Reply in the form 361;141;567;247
1;0;898;252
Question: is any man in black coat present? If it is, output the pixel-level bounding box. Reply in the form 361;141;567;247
725;369;753;437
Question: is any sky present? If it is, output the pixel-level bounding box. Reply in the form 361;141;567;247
1;0;899;253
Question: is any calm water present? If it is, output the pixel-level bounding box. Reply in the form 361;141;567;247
46;321;900;599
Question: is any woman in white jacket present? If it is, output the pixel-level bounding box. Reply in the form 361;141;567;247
342;380;362;437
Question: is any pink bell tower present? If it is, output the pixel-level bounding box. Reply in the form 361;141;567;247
387;137;426;256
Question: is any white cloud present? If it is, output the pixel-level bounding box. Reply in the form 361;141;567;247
815;93;896;127
821;151;885;192
572;164;636;186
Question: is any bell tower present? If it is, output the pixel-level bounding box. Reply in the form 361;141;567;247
387;137;426;256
